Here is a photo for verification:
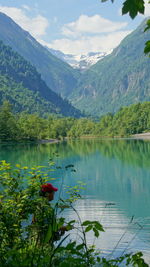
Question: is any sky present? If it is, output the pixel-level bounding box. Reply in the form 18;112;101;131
0;0;149;55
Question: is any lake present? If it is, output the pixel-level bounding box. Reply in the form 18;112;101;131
0;138;150;263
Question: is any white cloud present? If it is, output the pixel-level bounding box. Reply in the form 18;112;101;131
43;30;131;55
22;5;31;11
43;14;130;55
62;14;127;37
0;6;49;38
46;14;130;55
0;6;131;55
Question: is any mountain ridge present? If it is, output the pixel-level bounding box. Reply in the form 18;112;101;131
0;12;80;98
48;48;111;70
0;40;82;117
1;13;150;117
69;19;150;116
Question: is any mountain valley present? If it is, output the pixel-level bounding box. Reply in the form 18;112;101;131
0;13;150;117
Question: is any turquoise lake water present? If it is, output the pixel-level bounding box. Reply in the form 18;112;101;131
0;138;150;263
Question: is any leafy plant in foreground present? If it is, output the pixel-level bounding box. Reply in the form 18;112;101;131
0;160;148;266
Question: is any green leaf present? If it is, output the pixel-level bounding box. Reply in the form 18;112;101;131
44;224;52;243
82;220;91;226
122;0;145;19
57;217;65;229
144;41;150;55
66;241;76;250
94;221;105;232
76;243;84;250
144;19;150;32
93;227;99;238
97;256;101;263
68;220;76;224
85;225;92;232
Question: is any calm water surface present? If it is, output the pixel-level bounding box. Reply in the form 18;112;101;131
0;139;150;263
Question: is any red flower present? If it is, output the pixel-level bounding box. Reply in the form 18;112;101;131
41;183;58;193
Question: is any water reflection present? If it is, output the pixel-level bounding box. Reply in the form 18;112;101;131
1;139;150;169
62;198;150;263
0;139;150;263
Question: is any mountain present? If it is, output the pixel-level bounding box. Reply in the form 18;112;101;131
0;12;80;98
0;40;82;117
69;19;150;116
48;48;111;70
1;12;150;118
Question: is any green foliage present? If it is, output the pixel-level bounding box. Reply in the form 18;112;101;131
0;12;80;98
144;19;150;32
82;220;104;237
1;12;150;117
0;160;148;266
1;10;150;117
0;101;19;140
70;19;150;116
101;0;150;56
0;40;82;117
0;160;79;266
68;102;150;138
68;118;95;138
94;102;150;137
1;101;150;141
144;40;150;54
0;101;77;141
100;251;149;266
101;0;145;18
122;0;145;19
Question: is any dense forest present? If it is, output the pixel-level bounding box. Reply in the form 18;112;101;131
1;101;150;141
0;12;80;98
1;13;150;118
0;40;82;117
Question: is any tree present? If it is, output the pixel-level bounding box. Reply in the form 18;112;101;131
18;113;47;140
0;101;19;140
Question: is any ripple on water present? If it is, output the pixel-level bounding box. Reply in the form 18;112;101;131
62;198;150;264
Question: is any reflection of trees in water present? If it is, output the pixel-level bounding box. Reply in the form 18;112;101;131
1;139;150;169
96;139;150;169
68;139;102;156
1;139;150;220
0;141;79;166
68;139;150;169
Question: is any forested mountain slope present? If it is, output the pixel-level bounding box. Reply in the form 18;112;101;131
1;12;150;117
0;40;82;117
0;12;80;98
69;19;150;116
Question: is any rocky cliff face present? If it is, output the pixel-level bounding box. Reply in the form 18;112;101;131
68;19;150;116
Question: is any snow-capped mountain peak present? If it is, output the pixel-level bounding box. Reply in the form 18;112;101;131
47;48;112;70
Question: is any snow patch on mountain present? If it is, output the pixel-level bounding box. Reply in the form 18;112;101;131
47;48;112;70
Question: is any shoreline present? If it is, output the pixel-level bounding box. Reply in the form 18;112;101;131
37;139;60;144
131;132;150;140
1;133;150;144
35;134;150;142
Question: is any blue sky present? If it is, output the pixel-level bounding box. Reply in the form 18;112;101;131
0;0;149;55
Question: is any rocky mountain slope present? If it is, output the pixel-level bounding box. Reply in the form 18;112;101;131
1;12;150;117
69;19;150;116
